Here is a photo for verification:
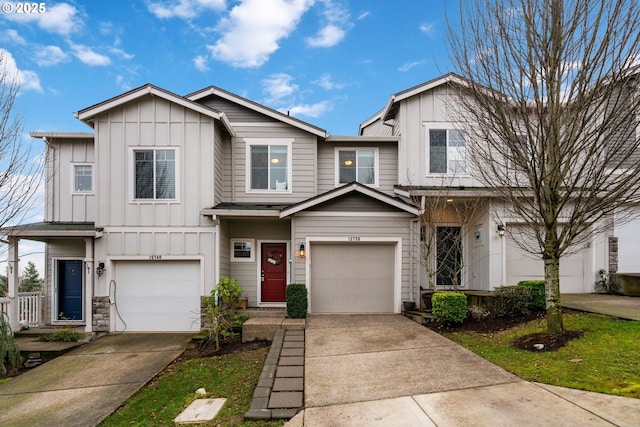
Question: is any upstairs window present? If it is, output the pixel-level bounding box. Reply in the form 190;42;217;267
246;139;292;192
428;129;466;174
134;149;177;200
337;148;378;186
73;164;93;193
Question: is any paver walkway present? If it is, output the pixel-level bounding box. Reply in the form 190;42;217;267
245;329;304;421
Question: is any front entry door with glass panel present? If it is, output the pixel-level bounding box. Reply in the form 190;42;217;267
436;226;463;288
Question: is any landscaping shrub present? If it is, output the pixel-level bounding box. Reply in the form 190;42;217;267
0;312;21;375
493;285;532;317
432;291;467;323
203;277;247;351
286;284;308;318
517;280;546;310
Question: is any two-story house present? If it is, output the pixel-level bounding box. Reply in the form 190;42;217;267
2;83;418;333
3;73;637;333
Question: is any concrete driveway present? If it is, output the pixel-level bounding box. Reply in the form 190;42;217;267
0;333;191;427
298;314;640;426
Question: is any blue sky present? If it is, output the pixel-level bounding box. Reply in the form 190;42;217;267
1;0;458;272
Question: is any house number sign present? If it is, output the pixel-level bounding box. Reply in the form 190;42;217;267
348;236;361;242
149;255;162;260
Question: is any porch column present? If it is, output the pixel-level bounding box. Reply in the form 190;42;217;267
84;237;94;332
7;237;20;331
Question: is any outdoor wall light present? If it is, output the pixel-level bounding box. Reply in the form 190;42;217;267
298;243;306;258
496;224;506;238
96;262;106;276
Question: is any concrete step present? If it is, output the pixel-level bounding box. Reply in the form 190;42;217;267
242;317;305;342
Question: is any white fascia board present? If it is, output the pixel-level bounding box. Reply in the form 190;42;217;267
188;87;327;138
325;135;399;143
219;112;235;136
30;131;94;139
280;183;419;218
76;86;221;123
200;208;280;217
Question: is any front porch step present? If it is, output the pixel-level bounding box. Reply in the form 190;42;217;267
244;308;287;318
403;310;434;326
242;317;305;342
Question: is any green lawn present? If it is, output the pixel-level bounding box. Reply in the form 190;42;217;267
99;346;285;427
444;312;640;398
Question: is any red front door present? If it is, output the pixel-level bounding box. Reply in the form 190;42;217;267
261;243;287;302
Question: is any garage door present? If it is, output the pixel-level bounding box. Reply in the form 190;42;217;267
114;261;201;332
310;243;395;313
505;231;587;293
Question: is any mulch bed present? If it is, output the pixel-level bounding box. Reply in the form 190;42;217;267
424;308;584;351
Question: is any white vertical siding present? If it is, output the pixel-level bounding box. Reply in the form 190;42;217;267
94;95;216;228
45;138;95;222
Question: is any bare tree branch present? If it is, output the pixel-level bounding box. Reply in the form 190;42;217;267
447;0;640;334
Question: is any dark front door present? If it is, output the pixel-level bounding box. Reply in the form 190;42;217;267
436;226;462;288
57;260;83;320
261;243;287;302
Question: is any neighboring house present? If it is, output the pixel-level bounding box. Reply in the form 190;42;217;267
2;74;636;332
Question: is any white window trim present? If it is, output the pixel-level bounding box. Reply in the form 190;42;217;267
230;238;255;262
70;163;94;194
334;147;380;188
128;147;180;203
245;138;293;194
423;123;470;177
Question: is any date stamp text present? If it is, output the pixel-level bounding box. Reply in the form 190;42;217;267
2;2;46;14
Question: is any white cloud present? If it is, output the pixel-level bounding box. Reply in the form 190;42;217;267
398;60;424;72
208;0;314;68
306;24;344;47
314;73;346;90
420;22;435;34
69;44;111;66
261;73;298;103
357;11;369;20
306;0;350;48
148;0;227;19
193;54;209;71
6;29;26;45
34;45;70;67
0;49;42;93
4;3;82;36
286;100;332;118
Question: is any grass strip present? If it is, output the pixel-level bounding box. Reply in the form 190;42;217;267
99;346;285;427
444;312;640;398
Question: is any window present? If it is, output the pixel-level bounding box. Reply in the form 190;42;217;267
231;239;254;262
134;149;177;200
73;164;92;193
246;139;291;192
428;129;466;174
337;148;377;185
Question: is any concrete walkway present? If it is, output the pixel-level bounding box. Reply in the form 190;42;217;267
0;333;191;427
287;314;640;426
562;293;640;321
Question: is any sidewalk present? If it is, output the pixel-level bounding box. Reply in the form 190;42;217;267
562;293;640;321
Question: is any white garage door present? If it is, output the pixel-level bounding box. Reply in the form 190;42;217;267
114;260;201;332
505;231;587;293
310;243;395;313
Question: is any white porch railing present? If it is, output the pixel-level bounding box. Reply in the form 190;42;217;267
0;292;42;327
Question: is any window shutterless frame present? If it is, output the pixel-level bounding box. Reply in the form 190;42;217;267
245;138;293;193
129;147;180;202
71;163;93;194
334;147;379;187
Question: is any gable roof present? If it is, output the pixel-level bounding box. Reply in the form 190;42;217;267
75;84;235;136
186;85;327;138
279;182;419;218
380;72;469;122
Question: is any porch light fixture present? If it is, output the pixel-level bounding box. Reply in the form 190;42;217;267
96;262;106;276
496;224;506;238
298;243;306;258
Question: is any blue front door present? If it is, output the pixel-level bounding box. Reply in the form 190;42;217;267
57;260;83;320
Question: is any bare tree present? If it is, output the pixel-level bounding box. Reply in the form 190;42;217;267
447;0;640;334
0;52;41;231
407;174;486;294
